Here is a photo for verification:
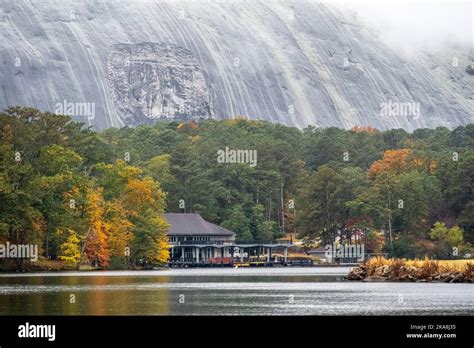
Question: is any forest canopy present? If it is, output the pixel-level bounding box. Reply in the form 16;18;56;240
0;107;472;269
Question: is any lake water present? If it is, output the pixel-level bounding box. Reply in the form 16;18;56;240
0;267;472;315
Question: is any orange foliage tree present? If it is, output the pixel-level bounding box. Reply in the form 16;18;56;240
84;188;110;268
368;149;412;180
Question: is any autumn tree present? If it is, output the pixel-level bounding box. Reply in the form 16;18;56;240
84;188;110;268
368;149;412;180
94;160;169;267
58;229;81;267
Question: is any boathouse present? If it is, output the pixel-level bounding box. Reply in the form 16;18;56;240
166;213;235;265
165;213;293;267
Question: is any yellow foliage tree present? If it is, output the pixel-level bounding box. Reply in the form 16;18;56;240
106;200;133;261
58;229;81;267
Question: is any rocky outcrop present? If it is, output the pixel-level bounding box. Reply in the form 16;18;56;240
0;0;472;130
347;265;367;280
347;263;474;283
108;42;213;126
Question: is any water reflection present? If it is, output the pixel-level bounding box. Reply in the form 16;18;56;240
0;274;172;315
0;268;472;315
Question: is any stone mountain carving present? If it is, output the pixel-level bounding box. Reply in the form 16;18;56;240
108;42;213;126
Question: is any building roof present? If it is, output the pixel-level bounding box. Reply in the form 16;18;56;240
164;213;235;236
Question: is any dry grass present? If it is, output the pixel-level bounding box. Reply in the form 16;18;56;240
366;257;473;269
437;259;474;272
363;257;473;280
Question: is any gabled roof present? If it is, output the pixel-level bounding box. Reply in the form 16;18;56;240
164;213;235;236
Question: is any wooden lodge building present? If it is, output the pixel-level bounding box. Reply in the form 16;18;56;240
165;213;293;267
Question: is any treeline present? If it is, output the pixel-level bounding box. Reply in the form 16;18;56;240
0;107;473;270
0;107;169;270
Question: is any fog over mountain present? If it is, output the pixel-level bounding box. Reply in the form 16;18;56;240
0;0;472;130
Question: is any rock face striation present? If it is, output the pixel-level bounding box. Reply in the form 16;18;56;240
0;0;472;130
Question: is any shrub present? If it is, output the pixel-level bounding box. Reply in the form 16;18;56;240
384;237;418;259
109;256;128;270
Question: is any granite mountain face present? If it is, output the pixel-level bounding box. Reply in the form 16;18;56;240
0;0;472;130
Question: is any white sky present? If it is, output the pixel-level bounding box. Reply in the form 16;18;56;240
330;0;473;56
